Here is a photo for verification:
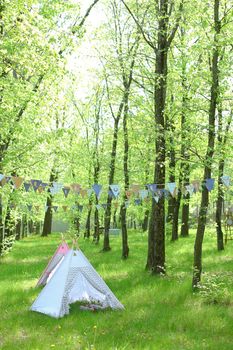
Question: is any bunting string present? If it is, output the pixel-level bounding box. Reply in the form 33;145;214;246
0;173;232;213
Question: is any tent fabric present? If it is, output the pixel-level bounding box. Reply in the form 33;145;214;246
31;249;124;318
36;242;69;287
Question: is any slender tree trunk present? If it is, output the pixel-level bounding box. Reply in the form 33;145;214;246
85;205;92;238
192;0;220;288
42;169;57;237
216;159;224;250
172;190;182;240
120;202;129;258
4;205;12;237
28;219;34;234
94;204;100;243
103;108;123;251
180;191;190;237
180;27;190;237
22;214;27;238
142;209;150;232
167;110;176;227
215;108;232;250
147;0;169;273
15;218;21;240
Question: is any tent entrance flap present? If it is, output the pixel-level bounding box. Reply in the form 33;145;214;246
68;271;106;304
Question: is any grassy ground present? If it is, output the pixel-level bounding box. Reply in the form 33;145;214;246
0;229;233;350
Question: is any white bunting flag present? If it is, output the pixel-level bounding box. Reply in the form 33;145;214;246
167;182;177;197
221;175;230;187
110;184;120;198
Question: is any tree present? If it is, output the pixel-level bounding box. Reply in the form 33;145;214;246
192;0;221;288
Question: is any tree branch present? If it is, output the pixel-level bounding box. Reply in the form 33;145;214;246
120;0;156;50
167;0;184;48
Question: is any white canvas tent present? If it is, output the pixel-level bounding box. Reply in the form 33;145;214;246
31;249;124;318
36;242;69;287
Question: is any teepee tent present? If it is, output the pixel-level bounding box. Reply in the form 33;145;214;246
36;242;69;287
31;249;124;318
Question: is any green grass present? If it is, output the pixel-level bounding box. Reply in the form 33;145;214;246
1;229;233;350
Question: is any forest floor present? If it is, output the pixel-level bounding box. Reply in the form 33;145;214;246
1;228;233;350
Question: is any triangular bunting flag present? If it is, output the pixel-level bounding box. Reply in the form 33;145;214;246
96;204;101;211
53;206;58;212
205;178;215;192
125;200;130;208
131;184;140;194
1;176;11;186
185;184;194;196
87;188;93;197
50;187;57;196
34;205;40;212
92;184;102;199
62;206;68;212
153;195;160;203
108;190;114;198
78;205;83;212
221;175;230;187
52;182;63;193
70;183;81;193
139;189;149;200
167;182;176;197
12;176;24;189
24;183;31;192
110;184;120;198
31;179;42;192
62;187;70;198
0;174;4;182
126;190;132;199
192;180;200;193
71;205;78;211
80;189;87;198
27;204;32;211
162;189;169;198
41;182;48;188
147;184;157;194
5;176;12;183
37;186;44;193
134;198;141;205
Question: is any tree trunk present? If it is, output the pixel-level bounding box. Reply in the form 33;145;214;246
4;205;13;238
192;0;220;288
94;205;100;243
167;110;176;227
172;190;182;241
180;191;190;237
120;203;129;258
36;221;41;235
215;107;232;250
22;214;27;238
103;111;122;251
180;37;190;237
42;169;57;237
15;218;21;240
85;205;92;238
147;0;169;274
216;159;224;250
142;209;150;232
